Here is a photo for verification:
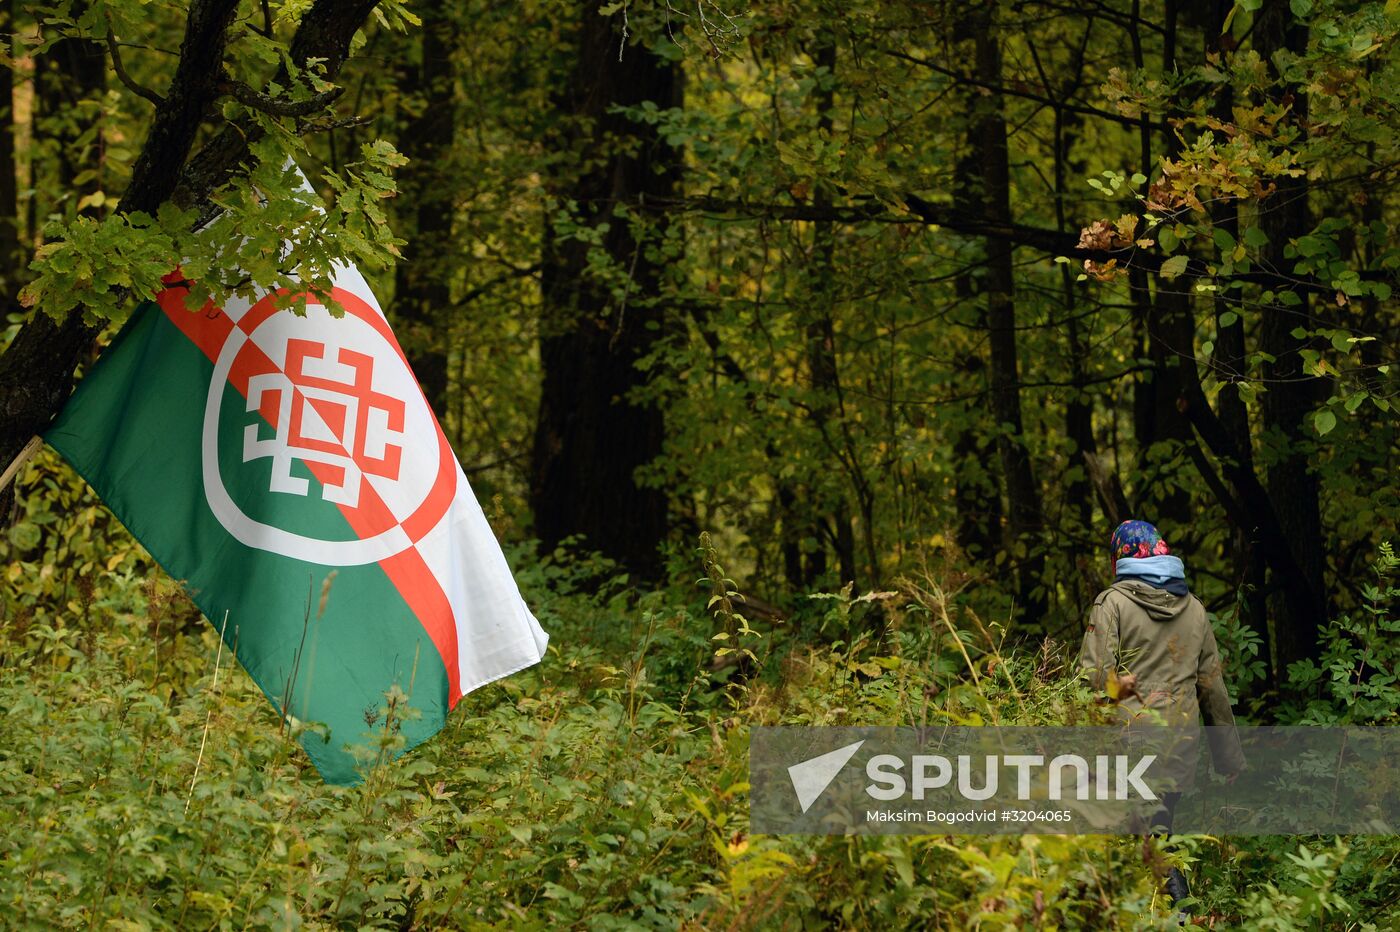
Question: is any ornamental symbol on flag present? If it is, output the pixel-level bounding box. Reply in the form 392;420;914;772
244;338;406;508
202;286;458;567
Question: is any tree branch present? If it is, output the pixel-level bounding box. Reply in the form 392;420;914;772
119;0;246;216
882;48;1147;132
178;0;382;209
105;30;163;106
297;115;371;136
658;194;1381;293
218;74;344;117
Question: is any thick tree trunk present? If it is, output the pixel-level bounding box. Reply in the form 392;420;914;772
1255;5;1326;674
530;9;679;579
973;23;1046;621
391;2;456;416
949;149;1002;563
1142;288;1195;528
1127;2;1157;468
805;299;860;588
1138;1;1192;530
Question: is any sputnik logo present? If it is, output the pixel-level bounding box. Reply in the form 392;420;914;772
788;740;865;813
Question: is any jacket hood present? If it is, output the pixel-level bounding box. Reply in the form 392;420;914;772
1112;578;1189;621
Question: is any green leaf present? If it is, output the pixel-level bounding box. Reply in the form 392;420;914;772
6;522;40;550
1296;235;1327;257
1159;255;1190;280
1218;310;1239;328
1314;409;1337;436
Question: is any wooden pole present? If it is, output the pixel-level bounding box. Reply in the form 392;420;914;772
0;434;41;494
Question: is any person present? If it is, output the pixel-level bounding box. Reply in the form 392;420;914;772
1078;519;1245;913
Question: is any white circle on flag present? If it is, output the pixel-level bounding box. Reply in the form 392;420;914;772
201;288;455;566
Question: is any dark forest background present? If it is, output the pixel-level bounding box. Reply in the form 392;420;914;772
5;0;1398;697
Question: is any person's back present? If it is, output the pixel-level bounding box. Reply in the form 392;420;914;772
1081;577;1232;729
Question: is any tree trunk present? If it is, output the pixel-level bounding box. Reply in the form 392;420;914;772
949;140;1001;561
391;1;455;416
1208;0;1271;682
973;22;1046;621
530;9;679;579
806;37;860;589
1142;288;1195;529
778;481;806;591
1255;5;1326;675
1127;0;1156;467
1138;0;1192;530
1052;108;1096;533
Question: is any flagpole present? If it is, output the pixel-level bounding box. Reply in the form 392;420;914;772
0;435;42;494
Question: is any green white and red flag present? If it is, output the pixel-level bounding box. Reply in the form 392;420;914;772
45;261;548;783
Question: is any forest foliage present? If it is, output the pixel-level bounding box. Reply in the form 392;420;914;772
3;0;1400;927
3;475;1398;927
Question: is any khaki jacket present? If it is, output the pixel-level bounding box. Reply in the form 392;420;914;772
1079;579;1245;775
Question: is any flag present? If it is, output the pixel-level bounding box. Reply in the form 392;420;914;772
44;262;548;783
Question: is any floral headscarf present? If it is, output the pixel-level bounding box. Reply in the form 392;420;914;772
1110;519;1171;568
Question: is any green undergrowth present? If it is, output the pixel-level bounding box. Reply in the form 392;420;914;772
2;460;1398;929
